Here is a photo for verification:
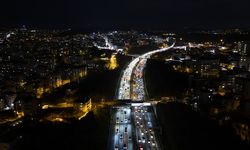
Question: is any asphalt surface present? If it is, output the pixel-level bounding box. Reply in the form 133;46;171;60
112;43;175;149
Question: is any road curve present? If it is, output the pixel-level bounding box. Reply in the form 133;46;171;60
117;43;175;100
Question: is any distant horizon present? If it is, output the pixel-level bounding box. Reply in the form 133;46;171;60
1;25;250;32
2;0;250;32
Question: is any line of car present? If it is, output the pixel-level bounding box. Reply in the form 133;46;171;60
114;107;132;150
133;106;158;150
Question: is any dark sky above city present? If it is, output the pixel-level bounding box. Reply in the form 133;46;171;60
1;0;250;29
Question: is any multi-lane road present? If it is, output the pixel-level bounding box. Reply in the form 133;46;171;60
131;58;147;101
117;44;175;101
132;105;160;150
110;104;161;150
111;106;133;150
110;43;176;150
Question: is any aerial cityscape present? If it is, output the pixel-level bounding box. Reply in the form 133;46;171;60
1;0;250;150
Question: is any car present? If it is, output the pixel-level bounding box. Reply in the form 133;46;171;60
116;128;119;133
138;136;141;143
148;139;151;144
150;134;153;138
152;141;156;146
128;136;132;140
120;134;123;139
139;146;143;150
125;127;127;133
123;144;127;149
17;135;23;140
151;141;155;146
115;145;119;150
142;137;146;143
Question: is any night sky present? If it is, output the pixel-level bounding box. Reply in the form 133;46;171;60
1;0;250;29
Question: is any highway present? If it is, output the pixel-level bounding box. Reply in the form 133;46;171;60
117;44;175;100
111;106;133;150
110;104;161;150
111;43;175;150
132;105;160;150
110;43;175;150
131;58;147;101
